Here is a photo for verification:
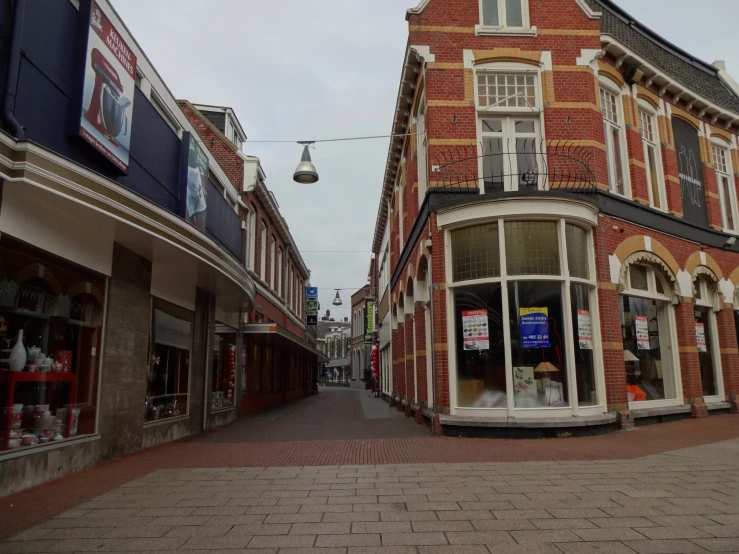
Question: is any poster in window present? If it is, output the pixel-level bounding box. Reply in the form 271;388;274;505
635;315;650;350
673;118;708;227
519;307;550;349
696;322;707;352
462;309;489;351
577;309;593;350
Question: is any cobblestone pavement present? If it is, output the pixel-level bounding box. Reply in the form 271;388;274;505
2;438;738;553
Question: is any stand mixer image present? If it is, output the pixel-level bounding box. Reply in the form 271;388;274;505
83;48;131;147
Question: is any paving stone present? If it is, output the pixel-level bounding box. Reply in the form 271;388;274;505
592;517;658;528
487;543;567;554
622;539;710;553
247;534;316;548
228;523;291;535
102;526;173;538
0;540;62;553
5;529;53;542
204;515;267;525
510;529;583;543
572;528;647;541
352;522;412;533
191;506;247;516
411;520;473;532
436;510;493;521
324;512;380;523
346;547;417;554
548;509;611;519
165;524;234;537
646;515;717;527
556;542;645;554
278;549;346;554
446;531;516;545
146;516;210;527
418;546;490;554
315;533;381;547
289;522;351;535
181;535;253;549
637;526;713;539
697;525;739;538
263;513;323;524
532;518;598;530
381;531;447;545
707;515;739;525
493;509;552;519
470;519;535;531
379;511;438;522
692;537;739;552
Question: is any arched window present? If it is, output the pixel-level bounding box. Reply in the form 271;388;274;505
694;276;724;399
259;222;267;281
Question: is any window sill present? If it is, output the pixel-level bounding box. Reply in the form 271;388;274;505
0;433;99;462
211;405;237;415
143;414;190;429
475;25;537;37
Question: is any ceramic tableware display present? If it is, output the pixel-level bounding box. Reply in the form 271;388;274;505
8;330;26;371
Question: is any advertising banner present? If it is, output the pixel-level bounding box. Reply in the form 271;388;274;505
365;300;375;344
154;310;192;350
635;315;650;350
79;1;137;173
462;309;490;351
519;308;550;348
673;118;708;227
326;336;332;359
185;134;209;231
696;322;707;353
577;309;593;350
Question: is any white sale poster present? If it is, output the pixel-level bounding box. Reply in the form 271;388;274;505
462;309;489;351
696;323;707;353
635;316;650;350
577;309;593;350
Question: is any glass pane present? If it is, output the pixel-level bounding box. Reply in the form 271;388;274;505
482;119;503;133
516;138;539;190
505;0;523;26
695;307;718;396
611;126;625;195
505;221;561;276
482;138;504;193
508;281;569;408
211;323;237;410
655;275;665;295
451;223;501;282
515;120;535;133
629;265;648;291
722;176;735;230
647;145;661;210
566;224;589;279
620;296;673;401
571;284;597;406
482;0;499;25
454;283;505;407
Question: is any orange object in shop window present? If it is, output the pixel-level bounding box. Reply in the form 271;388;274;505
626;384;647;402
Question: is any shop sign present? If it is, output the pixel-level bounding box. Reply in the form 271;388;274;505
696;322;707;352
327;336;332;358
307;314;318;327
635;316;650;350
78;1;137;173
519;307;549;349
577;309;593;350
306;287;319;300
154;309;192;350
673;118;708;227
183;133;209;231
306;299;319;313
462;309;490;351
365;300;375;344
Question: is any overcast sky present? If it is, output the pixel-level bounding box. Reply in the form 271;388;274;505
112;0;739;319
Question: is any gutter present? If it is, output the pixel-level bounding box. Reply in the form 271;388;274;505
1;0;26;139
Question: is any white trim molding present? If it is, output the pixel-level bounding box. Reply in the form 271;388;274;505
575;0;602;19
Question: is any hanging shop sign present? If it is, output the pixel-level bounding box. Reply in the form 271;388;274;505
365;300;375;344
519;308;549;349
77;1;137;173
307;314;318;327
326;336;332;359
462;309;490;351
696;322;707;353
635;315;650;350
673;118;708;227
306;287;319;300
577;309;593;350
306;299;319;314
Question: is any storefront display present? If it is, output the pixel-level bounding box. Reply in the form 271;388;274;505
0;236;105;452
211;323;237;410
145;301;192;422
694;278;722;399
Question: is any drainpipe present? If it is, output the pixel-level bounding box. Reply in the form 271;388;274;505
1;0;27;139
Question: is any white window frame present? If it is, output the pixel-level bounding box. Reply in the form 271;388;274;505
621;264;682;409
248;208;257;272
599;77;631;198
711;137;738;234
259;222;267;281
694;278;725;403
638;101;667;211
417;91;428;206
476;0;535;36
277;247;283;298
478;116;542;192
270;236;276;290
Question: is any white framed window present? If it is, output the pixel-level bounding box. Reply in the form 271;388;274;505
270;236;276;290
417;91;428;205
600;82;629;197
259;222;267;281
638;106;666;210
288;266;293;309
397;183;404;253
248;206;257;272
477;73;537;110
478;0;532;33
694;277;724;401
479;116;541;193
277;247;283;298
712;140;738;233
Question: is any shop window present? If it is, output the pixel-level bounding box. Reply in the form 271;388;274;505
639;108;666;210
0;237;105;452
600;85;627;196
712;142;738;233
694;278;722;398
620;264;677;403
449;218;598;412
146;301;192;422
211;323;237;410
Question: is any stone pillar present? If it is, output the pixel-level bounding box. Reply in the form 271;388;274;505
191;288;212;431
716;307;739;412
414;302;428;407
394;323;404;409
99;244;151;458
404;313;414;403
674;300;708;418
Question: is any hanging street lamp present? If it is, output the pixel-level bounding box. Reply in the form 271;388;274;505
332;290;343;306
293;142;319;184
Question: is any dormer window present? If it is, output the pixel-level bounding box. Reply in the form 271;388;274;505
478;0;533;35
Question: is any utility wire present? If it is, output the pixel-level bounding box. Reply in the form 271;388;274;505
244;131;421;144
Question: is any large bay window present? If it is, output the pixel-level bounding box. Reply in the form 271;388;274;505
620;264;679;404
694;277;723;400
449;217;600;414
639;106;666;210
712;141;737;233
600;84;628;196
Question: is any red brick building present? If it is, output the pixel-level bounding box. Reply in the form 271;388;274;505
180;102;326;415
371;0;739;435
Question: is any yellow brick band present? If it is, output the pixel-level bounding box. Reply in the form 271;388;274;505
539;29;601;36
410;25;472;34
428;63;464;70
679;346;699;354
428;100;470;107
602;342;623;351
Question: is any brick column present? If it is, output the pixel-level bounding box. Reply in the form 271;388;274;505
674;300;708;418
404;313;414;403
414;302;428;407
598;287;628;411
392;325;401;399
715;308;739;412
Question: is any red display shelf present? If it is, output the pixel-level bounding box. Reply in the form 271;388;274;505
1;371;77;451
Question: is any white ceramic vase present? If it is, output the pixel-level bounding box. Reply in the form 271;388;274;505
9;329;26;371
